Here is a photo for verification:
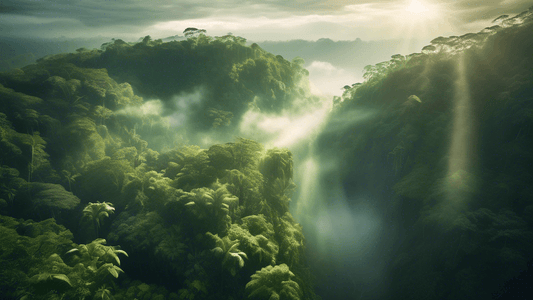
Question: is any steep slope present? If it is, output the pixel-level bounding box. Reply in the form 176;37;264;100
0;34;320;300
312;7;533;300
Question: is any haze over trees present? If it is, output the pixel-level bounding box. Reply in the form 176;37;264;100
0;29;318;300
1;6;533;300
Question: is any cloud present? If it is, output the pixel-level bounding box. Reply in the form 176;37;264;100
1;0;531;40
306;61;359;96
117;99;164;117
166;86;205;128
239;99;331;148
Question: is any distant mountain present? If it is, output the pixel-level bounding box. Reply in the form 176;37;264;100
258;38;426;71
0;36;112;71
256;38;429;95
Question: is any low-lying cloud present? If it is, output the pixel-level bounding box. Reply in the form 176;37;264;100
239;98;331;148
306;61;360;96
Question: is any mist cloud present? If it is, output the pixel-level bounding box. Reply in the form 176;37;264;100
306;61;359;96
239;98;331;148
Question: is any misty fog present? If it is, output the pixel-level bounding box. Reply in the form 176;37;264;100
1;4;532;300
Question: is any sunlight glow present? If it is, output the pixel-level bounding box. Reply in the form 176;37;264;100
146;0;457;41
239;99;331;148
391;0;453;56
448;54;473;177
445;53;478;210
406;0;430;14
269;103;330;148
140;100;163;115
117;99;162;116
294;156;318;219
306;61;358;96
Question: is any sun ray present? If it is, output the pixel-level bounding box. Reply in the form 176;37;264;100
406;0;430;14
445;52;478;211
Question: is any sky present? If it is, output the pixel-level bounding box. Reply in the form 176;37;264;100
1;0;531;42
0;0;530;95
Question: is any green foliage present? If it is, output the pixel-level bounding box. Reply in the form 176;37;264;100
173;147;216;190
0;83;43;125
245;264;302;300
20;238;127;299
230;138;264;171
94;287;113;300
0;28;322;300
259;148;293;186
259;148;295;214
140;170;186;210
108;211;164;252
228;217;278;267
30;269;73;295
0;115;55;182
81;202;115;239
213;182;239;210
65;117;106;161
62;238;127;296
61;169;80;192
183;183;240;233
0;165;25;210
78;157;133;206
208;107;233;128
0;216;75;298
178;279;208;300
222;168;265;217
24;182;81;221
107;211;188;275
206;232;248;276
276;213;304;268
154;225;186;263
318;7;533;299
157;145;217;191
66;238;127;268
96;262;124;280
207;144;234;172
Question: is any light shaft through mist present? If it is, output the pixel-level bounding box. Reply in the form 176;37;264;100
447;52;476;205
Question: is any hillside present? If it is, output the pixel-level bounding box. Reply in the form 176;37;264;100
0;33;320;300
308;7;533;299
1;5;533;300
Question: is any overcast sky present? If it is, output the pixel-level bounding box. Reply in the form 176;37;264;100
1;0;531;42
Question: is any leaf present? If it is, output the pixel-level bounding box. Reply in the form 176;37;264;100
65;248;79;255
51;274;72;286
108;266;119;278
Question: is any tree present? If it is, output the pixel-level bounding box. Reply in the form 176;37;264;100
93;105;113;126
228;219;278;268
210;182;239;220
206;232;247;276
260;148;295;214
276;213;305;268
61;170;80;192
171;146;216;191
230;138;264;171
27;182;81;221
81;202;115;238
78;157;133;205
184;27;207;38
259;148;293;184
65;238;128;290
245;264;302;300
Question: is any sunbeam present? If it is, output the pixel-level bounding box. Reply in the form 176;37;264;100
446;52;478;208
